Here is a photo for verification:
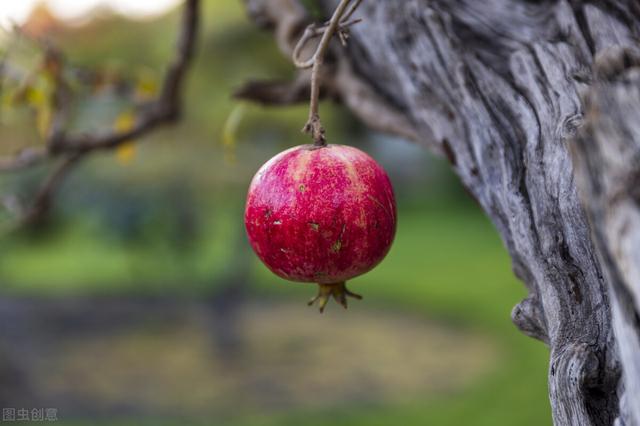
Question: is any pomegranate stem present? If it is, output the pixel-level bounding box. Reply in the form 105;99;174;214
292;0;364;146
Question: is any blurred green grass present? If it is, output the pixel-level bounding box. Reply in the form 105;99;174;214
7;205;551;426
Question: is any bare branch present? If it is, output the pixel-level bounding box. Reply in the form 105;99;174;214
241;0;421;145
20;153;82;227
1;0;200;226
342;0;363;22
291;18;361;69
50;0;199;154
234;72;315;105
291;0;363;146
0;147;47;172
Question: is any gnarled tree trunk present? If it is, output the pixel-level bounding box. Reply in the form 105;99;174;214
572;60;640;426
241;1;640;425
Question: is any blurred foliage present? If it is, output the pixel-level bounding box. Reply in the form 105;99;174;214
0;2;550;426
300;0;324;19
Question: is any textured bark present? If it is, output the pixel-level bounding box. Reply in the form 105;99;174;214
242;0;640;425
572;58;640;426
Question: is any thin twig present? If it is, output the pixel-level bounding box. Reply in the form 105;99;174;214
0;147;47;172
342;0;363;22
292;18;361;67
292;0;363;146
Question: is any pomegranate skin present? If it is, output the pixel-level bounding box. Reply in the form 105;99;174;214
244;144;396;285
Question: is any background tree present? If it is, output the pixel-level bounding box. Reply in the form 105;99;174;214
0;0;198;227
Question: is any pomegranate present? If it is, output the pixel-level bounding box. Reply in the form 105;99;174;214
244;144;397;312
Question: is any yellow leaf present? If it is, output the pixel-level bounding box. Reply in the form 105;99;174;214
26;86;46;107
114;110;137;165
135;73;158;101
27;75;55;139
36;105;52;139
114;110;136;132
116;142;136;164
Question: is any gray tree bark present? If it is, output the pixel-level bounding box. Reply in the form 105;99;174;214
572;59;640;426
241;1;640;425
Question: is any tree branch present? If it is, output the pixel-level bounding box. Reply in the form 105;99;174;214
49;0;199;154
20;153;83;227
2;0;200;226
291;0;363;146
0;148;47;172
239;0;421;145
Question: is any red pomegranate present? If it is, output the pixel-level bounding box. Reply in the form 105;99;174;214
244;144;397;312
